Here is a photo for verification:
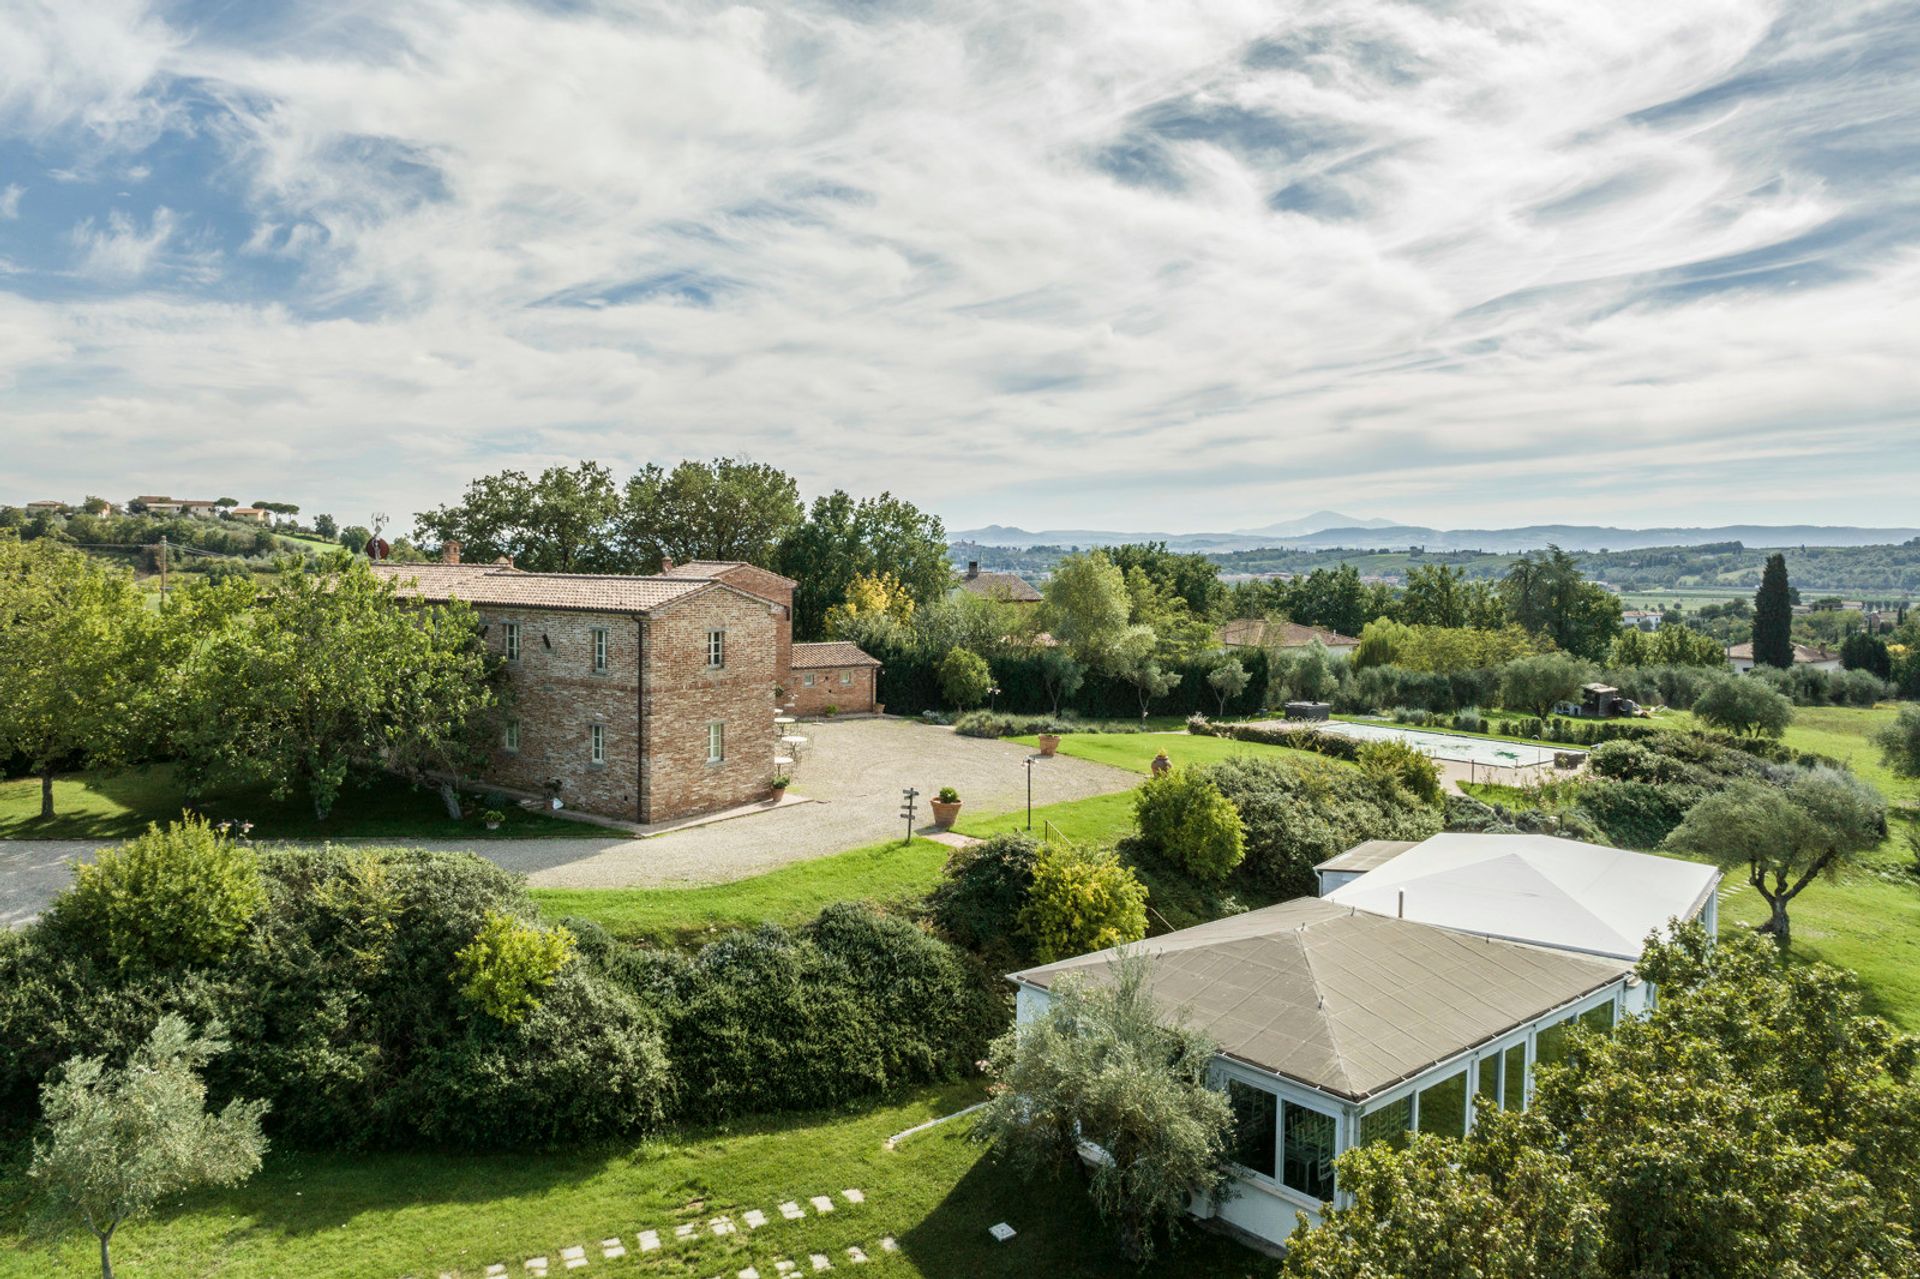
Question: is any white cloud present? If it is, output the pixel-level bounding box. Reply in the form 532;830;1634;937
1;0;1917;531
0;184;21;219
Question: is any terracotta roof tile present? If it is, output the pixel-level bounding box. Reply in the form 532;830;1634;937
790;640;882;669
370;562;712;615
956;571;1043;602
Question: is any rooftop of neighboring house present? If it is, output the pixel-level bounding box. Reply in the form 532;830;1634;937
955;561;1043;602
658;559;799;589
1217;618;1361;648
1010;896;1630;1102
791;641;882;669
369;560;744;617
1725;641;1840;664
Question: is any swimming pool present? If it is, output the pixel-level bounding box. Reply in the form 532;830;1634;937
1315;720;1580;769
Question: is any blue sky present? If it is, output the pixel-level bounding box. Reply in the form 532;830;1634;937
2;0;1917;536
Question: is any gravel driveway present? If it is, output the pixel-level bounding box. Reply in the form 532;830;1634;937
2;718;1136;923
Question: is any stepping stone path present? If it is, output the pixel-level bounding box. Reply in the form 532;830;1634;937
879;1238;897;1253
809;1196;835;1214
561;1245;587;1271
846;1246;868;1264
810;1254;833;1271
775;1262;797;1274
841;1189;864;1205
780;1202;805;1221
712;1216;737;1236
744;1209;768;1229
738;1268;760;1279
638;1230;661;1252
676;1223;698;1240
487;1267;507;1277
601;1238;625;1260
524;1259;549;1277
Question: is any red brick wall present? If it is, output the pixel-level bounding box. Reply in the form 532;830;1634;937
641;587;780;822
789;665;877;716
709;564;793;690
479;607;645;820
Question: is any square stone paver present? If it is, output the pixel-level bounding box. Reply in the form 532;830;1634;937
743;1208;768;1229
637;1229;661;1252
879;1238;897;1253
525;1260;549;1277
738;1268;760;1279
601;1237;626;1260
779;1201;804;1221
561;1244;587;1270
846;1246;868;1264
809;1254;832;1271
711;1215;736;1235
487;1266;508;1277
775;1261;797;1274
841;1189;864;1205
675;1223;698;1240
809;1195;835;1214
989;1222;1017;1242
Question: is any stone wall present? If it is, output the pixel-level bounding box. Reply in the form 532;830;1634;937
642;586;781;822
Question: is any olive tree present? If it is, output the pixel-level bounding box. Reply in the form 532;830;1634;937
1875;705;1920;781
975;951;1235;1265
1663;767;1885;949
28;1016;269;1279
1206;655;1251;716
1497;652;1592;719
1694;676;1795;738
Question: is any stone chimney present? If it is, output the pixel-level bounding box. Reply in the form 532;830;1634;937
661;556;674;572
442;539;462;565
966;560;979;579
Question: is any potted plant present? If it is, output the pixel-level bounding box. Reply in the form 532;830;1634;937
930;786;962;827
770;774;791;801
1150;750;1173;777
480;808;505;831
1037;730;1062;757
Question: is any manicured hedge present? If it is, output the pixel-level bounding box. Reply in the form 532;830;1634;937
877;647;1272;720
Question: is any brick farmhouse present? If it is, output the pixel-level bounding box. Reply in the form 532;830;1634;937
372;555;874;824
788;641;883;716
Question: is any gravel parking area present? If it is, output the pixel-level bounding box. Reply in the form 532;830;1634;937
2;718;1137;921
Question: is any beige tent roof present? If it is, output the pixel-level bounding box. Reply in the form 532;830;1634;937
1315;840;1420;876
1011;898;1628;1101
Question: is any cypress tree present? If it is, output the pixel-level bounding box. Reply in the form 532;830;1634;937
1752;553;1794;669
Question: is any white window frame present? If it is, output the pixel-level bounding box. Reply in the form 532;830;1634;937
591;627;608;673
705;628;725;669
589;723;606;766
504;621;520;662
802;672;816;687
504;719;520;754
707;721;725;764
839;669;852;686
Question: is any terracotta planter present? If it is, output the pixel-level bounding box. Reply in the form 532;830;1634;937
484;821;501;831
874;702;886;716
1151;751;1173;777
1037;733;1061;757
769;786;789;803
930;799;962;827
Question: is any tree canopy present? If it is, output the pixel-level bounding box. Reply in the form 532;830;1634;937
1498;546;1620;661
775;490;949;639
1751;552;1795;669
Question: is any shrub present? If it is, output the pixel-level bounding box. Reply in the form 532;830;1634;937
1877;705;1920;781
938;647;994;710
1201;755;1443;897
1021;844;1149;963
1356;739;1444;807
1694;677;1794;737
48;815;266;974
953;710;1067;739
930;833;1040;960
1575;781;1703;850
452;910;577;1024
1132;770;1246;882
1499;653;1594;718
1452;707;1486;733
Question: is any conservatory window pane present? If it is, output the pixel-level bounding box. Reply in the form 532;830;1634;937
1226;1080;1277;1179
1283;1104;1337;1201
1475;1057;1500;1110
1416;1071;1467;1138
1536;1017;1574;1071
1358;1096;1411;1150
1502;1043;1528;1110
1579;1002;1616;1034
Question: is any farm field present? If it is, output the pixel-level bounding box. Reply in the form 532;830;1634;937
0;764;582;841
0;1083;1280;1279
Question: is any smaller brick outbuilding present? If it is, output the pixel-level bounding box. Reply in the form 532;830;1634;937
788;641;883;716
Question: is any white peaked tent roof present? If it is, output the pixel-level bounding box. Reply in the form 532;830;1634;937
1324;833;1720;961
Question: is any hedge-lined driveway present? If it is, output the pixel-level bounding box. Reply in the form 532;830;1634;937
2;719;1138;923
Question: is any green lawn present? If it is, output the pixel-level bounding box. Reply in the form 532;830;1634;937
0;1084;1280;1279
955;791;1139;849
532;838;953;945
0;764;582;842
1650;704;1914;805
1008;730;1342;776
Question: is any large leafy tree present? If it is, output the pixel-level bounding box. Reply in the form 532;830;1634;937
1751;553;1795;669
975;950;1234;1265
1877;704;1920;781
1693;676;1794;737
1664;767;1885;949
413;461;622;572
1283;926;1920;1279
775;490;949;639
1105;542;1226;618
0;539;156;819
1041;551;1133;667
173;561;498;821
1396;563;1508;630
1498;652;1593;718
1284;564;1375;638
27;1016;269;1279
615;457;803;572
1499;546;1620;660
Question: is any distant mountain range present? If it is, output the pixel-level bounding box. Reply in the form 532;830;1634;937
950;518;1920;554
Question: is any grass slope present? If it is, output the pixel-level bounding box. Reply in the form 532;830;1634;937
0;764;580;841
0;1084;1279;1279
532;838;952;945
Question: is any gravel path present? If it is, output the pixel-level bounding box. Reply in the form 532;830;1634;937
2;719;1137;923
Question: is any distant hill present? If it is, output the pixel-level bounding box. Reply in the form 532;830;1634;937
950;521;1920;554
